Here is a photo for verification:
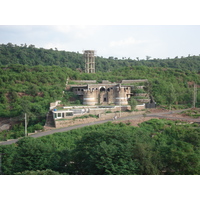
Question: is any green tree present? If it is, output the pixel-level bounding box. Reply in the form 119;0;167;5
0;144;17;175
13;137;53;173
129;97;137;111
166;83;177;110
71;124;139;175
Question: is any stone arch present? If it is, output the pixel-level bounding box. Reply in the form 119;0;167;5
99;86;106;92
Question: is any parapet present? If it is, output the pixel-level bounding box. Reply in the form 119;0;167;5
121;79;148;84
69;80;97;84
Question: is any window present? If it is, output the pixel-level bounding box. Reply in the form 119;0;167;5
104;97;107;102
58;113;61;118
54;113;57;118
66;112;73;116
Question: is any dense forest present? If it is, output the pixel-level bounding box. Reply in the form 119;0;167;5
0;43;200;140
1;119;200;175
1;43;200;72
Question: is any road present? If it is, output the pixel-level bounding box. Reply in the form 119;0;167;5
0;109;195;146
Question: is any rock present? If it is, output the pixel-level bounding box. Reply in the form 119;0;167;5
0;124;10;131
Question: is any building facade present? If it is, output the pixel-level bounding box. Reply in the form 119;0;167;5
71;83;132;106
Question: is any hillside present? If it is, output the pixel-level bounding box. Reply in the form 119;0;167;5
1;43;200;72
0;43;200;140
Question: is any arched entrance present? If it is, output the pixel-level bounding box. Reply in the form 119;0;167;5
99;86;107;104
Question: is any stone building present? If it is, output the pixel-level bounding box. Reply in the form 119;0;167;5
71;83;132;106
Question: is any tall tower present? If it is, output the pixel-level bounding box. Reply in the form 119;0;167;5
83;50;95;73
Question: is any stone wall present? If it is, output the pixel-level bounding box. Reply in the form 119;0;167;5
121;79;148;84
50;100;61;110
55;111;145;128
70;80;97;84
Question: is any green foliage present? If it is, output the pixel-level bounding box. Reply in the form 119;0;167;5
133;89;146;94
2;43;200;75
70;123;141;175
72;114;98;120
1;119;200;175
105;110;112;113
181;108;200;118
129;97;137;111
0;144;16;174
12;137;54;173
0;64;78;139
166;83;177;110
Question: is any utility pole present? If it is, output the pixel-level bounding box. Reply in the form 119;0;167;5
119;97;121;117
193;83;197;108
25;113;27;137
119;87;121;117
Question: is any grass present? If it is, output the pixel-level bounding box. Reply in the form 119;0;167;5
181;108;200;118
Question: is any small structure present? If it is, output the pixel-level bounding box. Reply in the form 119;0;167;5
83;50;95;73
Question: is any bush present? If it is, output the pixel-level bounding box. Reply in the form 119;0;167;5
34;123;43;130
129;97;137;111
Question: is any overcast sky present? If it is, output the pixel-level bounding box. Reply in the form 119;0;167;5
1;1;200;60
1;25;200;60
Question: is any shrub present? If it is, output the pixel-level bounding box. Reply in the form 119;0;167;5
34;123;43;130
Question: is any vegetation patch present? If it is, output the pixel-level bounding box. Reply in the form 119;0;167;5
1;119;200;175
181;108;200;118
72;114;98;120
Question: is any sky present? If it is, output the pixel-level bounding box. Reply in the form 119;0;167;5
1;1;200;60
1;25;200;60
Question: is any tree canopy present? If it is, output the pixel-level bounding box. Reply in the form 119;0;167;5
1;119;200;175
1;43;200;72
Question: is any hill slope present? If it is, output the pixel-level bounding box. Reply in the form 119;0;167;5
0;44;200;140
1;43;200;72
